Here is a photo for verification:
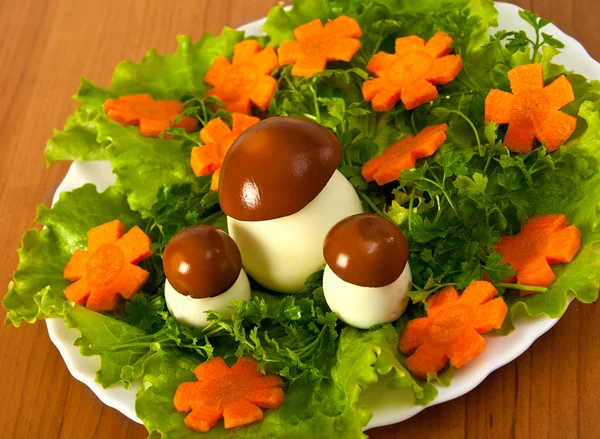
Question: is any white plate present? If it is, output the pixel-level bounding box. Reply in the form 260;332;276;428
45;2;600;431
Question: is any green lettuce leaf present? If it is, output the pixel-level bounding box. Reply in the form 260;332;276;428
137;325;435;438
45;29;244;165
98;117;208;212
3;184;142;326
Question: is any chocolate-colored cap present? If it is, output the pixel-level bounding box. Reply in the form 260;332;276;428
218;117;342;221
163;225;242;298
323;214;409;288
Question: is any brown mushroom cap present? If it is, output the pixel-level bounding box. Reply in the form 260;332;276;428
218;116;342;221
163;225;242;298
323;214;409;288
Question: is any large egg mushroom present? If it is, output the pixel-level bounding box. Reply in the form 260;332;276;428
218;116;363;293
323;214;412;329
162;225;251;328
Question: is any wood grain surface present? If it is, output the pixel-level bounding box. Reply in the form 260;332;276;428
0;1;598;438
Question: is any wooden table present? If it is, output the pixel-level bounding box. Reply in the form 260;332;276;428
1;1;598;438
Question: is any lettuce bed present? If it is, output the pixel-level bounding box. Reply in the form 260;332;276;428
3;0;600;438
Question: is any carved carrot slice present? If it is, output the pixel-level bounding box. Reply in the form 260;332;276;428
173;356;285;432
362;32;463;111
485;64;576;152
190;113;260;190
278;15;362;77
63;220;152;312
495;214;581;295
104;94;198;137
205;40;279;114
399;281;507;378
362;124;448;185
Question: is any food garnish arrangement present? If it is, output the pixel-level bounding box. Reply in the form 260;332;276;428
4;0;600;437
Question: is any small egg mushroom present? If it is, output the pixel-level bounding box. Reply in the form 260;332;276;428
322;214;412;329
218;116;363;293
162;225;250;328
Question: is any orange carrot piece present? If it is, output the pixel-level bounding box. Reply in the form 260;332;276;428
63;249;89;281
445;329;486;368
484;89;514;124
115;225;152;264
205;41;278;114
458;280;498;307
425;31;454;58
104;94;198;137
223;400;264;429
210;168;221;191
495;214;581;294
508;63;544;93
64;277;90;306
399;280;507;378
363;31;463;111
63;220;152;311
485;63;577;152
194;356;230;381
426;55;464;84
174;356;285;432
362;124;448;185
426;285;459;313
190;144;221;177
246;387;285;408
190;114;260;188
87;220;124;254
398;317;428;353
472;298;508;332
277;15;362;77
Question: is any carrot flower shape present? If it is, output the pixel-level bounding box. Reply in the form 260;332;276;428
399;281;508;378
191;113;260;190
174;356;285;432
495;214;581;295
103;94;198;137
363;32;463;111
63;220;152;312
485;63;576;153
278;16;362;77
362;123;448;185
205;40;279;114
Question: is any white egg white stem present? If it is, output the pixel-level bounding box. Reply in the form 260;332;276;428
323;263;412;329
164;269;251;328
227;170;363;293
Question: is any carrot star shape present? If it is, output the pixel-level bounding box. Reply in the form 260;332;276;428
363;31;463;111
174;356;285;432
278;15;362;77
362;123;448;185
103;94;198;137
63;220;152;312
399;281;508;378
485;63;576;153
495;214;580;295
191;113;260;191
205;40;279;114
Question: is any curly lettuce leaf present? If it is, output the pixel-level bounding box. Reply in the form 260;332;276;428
65;305;158;388
137;325;434;438
3;184;142;326
97;117;208;212
45;29;244;165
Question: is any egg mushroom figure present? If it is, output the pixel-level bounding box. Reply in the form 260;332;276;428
218;117;363;293
323;214;412;329
162;225;251;328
